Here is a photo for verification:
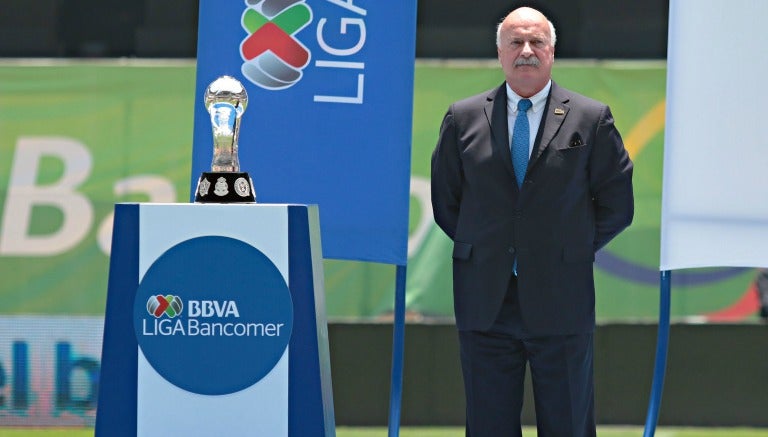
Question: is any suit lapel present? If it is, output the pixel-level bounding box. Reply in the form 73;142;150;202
485;84;517;181
529;82;570;169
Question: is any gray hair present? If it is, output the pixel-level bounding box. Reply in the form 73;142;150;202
496;18;557;48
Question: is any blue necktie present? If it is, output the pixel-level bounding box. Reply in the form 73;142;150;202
511;98;532;187
511;99;531;276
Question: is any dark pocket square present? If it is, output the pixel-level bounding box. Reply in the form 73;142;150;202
569;134;585;148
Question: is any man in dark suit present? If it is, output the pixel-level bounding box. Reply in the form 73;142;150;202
430;6;634;437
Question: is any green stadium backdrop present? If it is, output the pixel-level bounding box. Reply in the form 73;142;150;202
0;61;763;426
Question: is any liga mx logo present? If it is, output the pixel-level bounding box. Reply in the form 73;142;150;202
240;0;313;90
147;295;183;318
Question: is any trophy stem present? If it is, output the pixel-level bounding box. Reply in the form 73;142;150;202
209;101;242;173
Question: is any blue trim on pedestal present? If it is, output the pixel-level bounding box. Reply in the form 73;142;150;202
95;204;140;437
287;205;326;435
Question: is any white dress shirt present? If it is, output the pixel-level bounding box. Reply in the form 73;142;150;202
506;80;552;157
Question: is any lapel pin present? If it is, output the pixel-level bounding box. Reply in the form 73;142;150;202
554;108;565;115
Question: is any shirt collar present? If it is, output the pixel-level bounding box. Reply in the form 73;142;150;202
506;80;552;114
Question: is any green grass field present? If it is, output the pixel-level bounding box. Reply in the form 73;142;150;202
1;427;768;437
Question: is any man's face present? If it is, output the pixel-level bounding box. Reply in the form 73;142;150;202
497;12;554;97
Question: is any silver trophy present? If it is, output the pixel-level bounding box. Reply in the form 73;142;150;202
194;75;256;203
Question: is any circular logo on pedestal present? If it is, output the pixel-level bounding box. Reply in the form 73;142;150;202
133;236;293;395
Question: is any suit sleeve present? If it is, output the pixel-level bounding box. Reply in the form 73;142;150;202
431;107;462;240
590;105;634;252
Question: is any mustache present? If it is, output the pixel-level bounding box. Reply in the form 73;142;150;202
514;57;540;67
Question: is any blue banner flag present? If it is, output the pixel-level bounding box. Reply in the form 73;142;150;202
191;0;417;265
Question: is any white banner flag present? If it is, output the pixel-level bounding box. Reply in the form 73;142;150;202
660;0;768;270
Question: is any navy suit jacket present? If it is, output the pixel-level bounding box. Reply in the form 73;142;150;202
431;82;634;335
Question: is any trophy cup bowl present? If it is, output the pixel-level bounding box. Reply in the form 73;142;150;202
194;75;256;203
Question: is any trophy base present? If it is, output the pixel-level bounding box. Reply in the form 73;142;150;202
194;172;256;203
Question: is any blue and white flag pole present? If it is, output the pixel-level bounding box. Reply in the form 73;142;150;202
388;265;408;437
643;271;671;437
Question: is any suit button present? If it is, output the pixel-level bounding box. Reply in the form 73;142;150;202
508;247;516;255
